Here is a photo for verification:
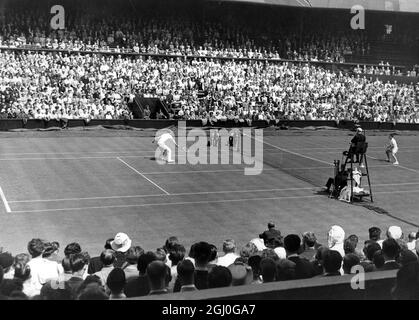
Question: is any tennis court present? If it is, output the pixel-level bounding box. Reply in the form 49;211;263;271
1;128;419;255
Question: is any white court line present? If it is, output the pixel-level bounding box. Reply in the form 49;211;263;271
0;185;11;213
8;187;315;203
117;157;170;195
10;188;419;214
0;150;156;156
245;134;332;166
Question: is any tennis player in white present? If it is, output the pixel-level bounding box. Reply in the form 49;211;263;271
152;132;178;163
386;133;399;165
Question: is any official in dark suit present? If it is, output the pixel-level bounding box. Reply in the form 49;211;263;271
259;222;283;247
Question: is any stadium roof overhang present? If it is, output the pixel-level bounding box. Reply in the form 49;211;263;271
209;0;419;13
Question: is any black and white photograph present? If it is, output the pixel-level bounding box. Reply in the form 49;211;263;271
0;0;418;306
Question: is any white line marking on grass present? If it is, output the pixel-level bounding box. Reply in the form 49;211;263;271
245;134;333;166
0;186;11;213
10;195;323;213
9;187;315;203
117;157;170;195
0;150;156;156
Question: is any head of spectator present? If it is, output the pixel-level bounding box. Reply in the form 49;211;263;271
146;261;168;294
399;249;418;267
39;281;72;300
106;268;126;299
327;226;345;256
42;242;59;259
192;242;212;270
177;260;195;289
64;242;82;257
13;253;31;282
382;238;401;262
228;262;253;286
302;232;317;250
61;257;72;275
78;283;109;300
277;258;296;281
284;234;301;256
70;253;88;277
78;275;103;295
0;252;14;278
364;241;382;261
369;227;381;242
323;250;342;276
168;244;186;267
387;226;403;240
344;237;357;255
100;249;116;267
260;258;276;283
208;266;232;288
125;246;144;266
392;261;419;300
343;253;360;274
163;236;180;254
373;250;385;269
110;233;132;253
27;239;46;258
222;239;236;255
138;252;158;276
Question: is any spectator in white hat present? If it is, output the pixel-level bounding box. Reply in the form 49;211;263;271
111;233;132;268
328;226;345;258
387;226;403;240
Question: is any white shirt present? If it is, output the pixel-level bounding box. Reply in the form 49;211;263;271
27;256;61;296
216;253;240;267
389;138;398;153
157;133;175;145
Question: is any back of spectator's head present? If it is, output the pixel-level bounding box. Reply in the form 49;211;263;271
284;234;301;254
27;239;45;258
240;242;258;262
177;260;195;286
315;246;330;263
64;242;82;257
369;227;381;241
13;253;31;281
302;232;317;248
387;226;403;240
267;222;275;229
222;239;236;254
146;261;167;291
364;242;381;261
372;251;384;269
126;246;144;265
343;254;360;274
61;257;72;273
40;281;72;300
399;249;418;266
106;268;126;294
42;242;59;258
137;251;157;275
78;283;109;300
228;263;251;286
100;249;116;266
344;238;357;254
168;244;186;266
0;252;14;273
323;250;342;274
192;242;212;267
348;235;359;246
382;238;400;260
260;258;276;283
155;248;167;262
70;253;88;274
208;266;232;288
163;236;180;254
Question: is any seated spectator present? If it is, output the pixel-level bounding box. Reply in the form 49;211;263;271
78;283;109;300
147;261;169;295
106;268;126;299
327;226;345;257
259;222;282;248
322;250;343;277
228;262;253;286
208;266;232;289
190;242;212;290
94;250;116;286
177;260;197;292
372;250;385;269
168;244;186;279
39;281;72;300
387;226;403;241
239;242;258;264
122;246;144;281
124;251;157;297
343;253;361;274
13;253;35;297
217;240;240;267
276;259;296;281
66;253;89;299
380;239;401;271
110;233;132;268
368;227;382;246
42;242;61;263
300;232;319;261
88;238;114;274
284;234;315;279
260;258;277;283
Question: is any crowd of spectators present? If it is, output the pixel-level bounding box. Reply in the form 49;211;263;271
1;224;419;300
0;51;417;123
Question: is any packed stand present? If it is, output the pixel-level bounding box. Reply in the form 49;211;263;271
1;224;419;300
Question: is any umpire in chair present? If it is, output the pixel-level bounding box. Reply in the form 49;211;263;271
345;127;367;167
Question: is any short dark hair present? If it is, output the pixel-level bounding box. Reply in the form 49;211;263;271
100;250;116;266
104;238;114;250
163;237;180;253
64;243;82;257
382;238;401;260
369;227;381;241
126;246;144;265
155;248;167;262
192;242;212;266
27;239;45;258
13;254;31;281
168;244;186;266
284;234;301;253
40;282;72;300
78;284;109;300
323;250;343;274
42;242;59;258
364;242;381;261
61;257;72;273
177;260;195;285
373;251;385;269
343;254;360;274
137;252;157;275
146;261;167;289
344;238;357;254
70;253;87;273
260;258;276;283
106;268;126;294
208;266;232;289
